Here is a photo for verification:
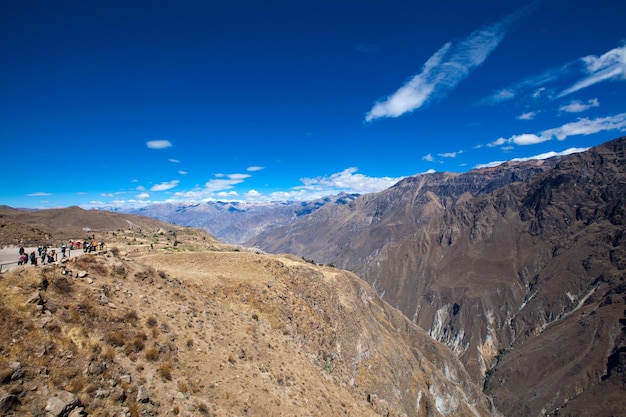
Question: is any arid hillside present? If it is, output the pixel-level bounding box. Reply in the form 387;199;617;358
0;205;193;248
0;217;494;416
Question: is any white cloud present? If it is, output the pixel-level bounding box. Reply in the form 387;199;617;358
27;192;51;197
517;111;537;120
296;167;405;195
246;190;261;198
559;44;626;97
487;137;507;147
488;112;626;147
365;5;532;122
247;166;265;172
205;173;251;192
422;153;434;162
136;185;146;191
475;147;590;169
560;98;599;113
178;170;188;175
146;140;173;149
217;191;239;197
168;158;180;163
510;133;548;146
136;192;150;199
100;193;114;197
151;180;180;191
438;150;463;158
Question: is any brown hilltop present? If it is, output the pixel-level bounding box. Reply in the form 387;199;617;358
0;206;209;247
0;213;493;416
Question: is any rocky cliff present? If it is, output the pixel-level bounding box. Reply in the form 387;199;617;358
247;137;626;416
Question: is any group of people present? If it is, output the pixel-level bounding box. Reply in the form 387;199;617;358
16;239;105;266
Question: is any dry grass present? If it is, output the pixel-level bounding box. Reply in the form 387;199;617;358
145;347;160;361
159;361;173;380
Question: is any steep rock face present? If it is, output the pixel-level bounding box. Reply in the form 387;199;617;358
247;137;626;416
247;162;554;270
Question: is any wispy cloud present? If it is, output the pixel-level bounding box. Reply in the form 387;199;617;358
560;98;599;113
205;173;251;192
483;44;626;105
247;166;265;172
559;44;626;97
482;66;568;104
438;150;463;158
136;192;150;199
488;112;626;147
517;111;538;120
146;140;173;149
151;180;179;191
423;153;434;162
27;192;52;197
365;4;533;122
178;170;188;175
475;147;590;169
168;158;180;163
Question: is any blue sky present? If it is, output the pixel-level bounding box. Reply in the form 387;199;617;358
2;0;625;209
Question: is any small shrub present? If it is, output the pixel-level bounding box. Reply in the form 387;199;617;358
129;402;140;417
159;361;172;380
197;401;211;416
102;346;116;362
124;310;139;324
146;316;158;327
51;276;73;294
113;263;126;276
145;347;159;361
105;330;126;347
125;331;147;354
110;246;120;256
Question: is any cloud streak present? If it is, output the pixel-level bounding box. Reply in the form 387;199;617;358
151;180;179;191
488;112;626;147
559;44;626;97
483;44;626;105
365;5;532;122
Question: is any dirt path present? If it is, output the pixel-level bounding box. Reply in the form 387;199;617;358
0;245;87;272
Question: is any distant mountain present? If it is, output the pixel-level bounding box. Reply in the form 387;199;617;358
127;193;360;244
246;137;626;417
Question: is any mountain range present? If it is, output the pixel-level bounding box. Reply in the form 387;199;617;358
128;194;360;245
246;136;626;416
